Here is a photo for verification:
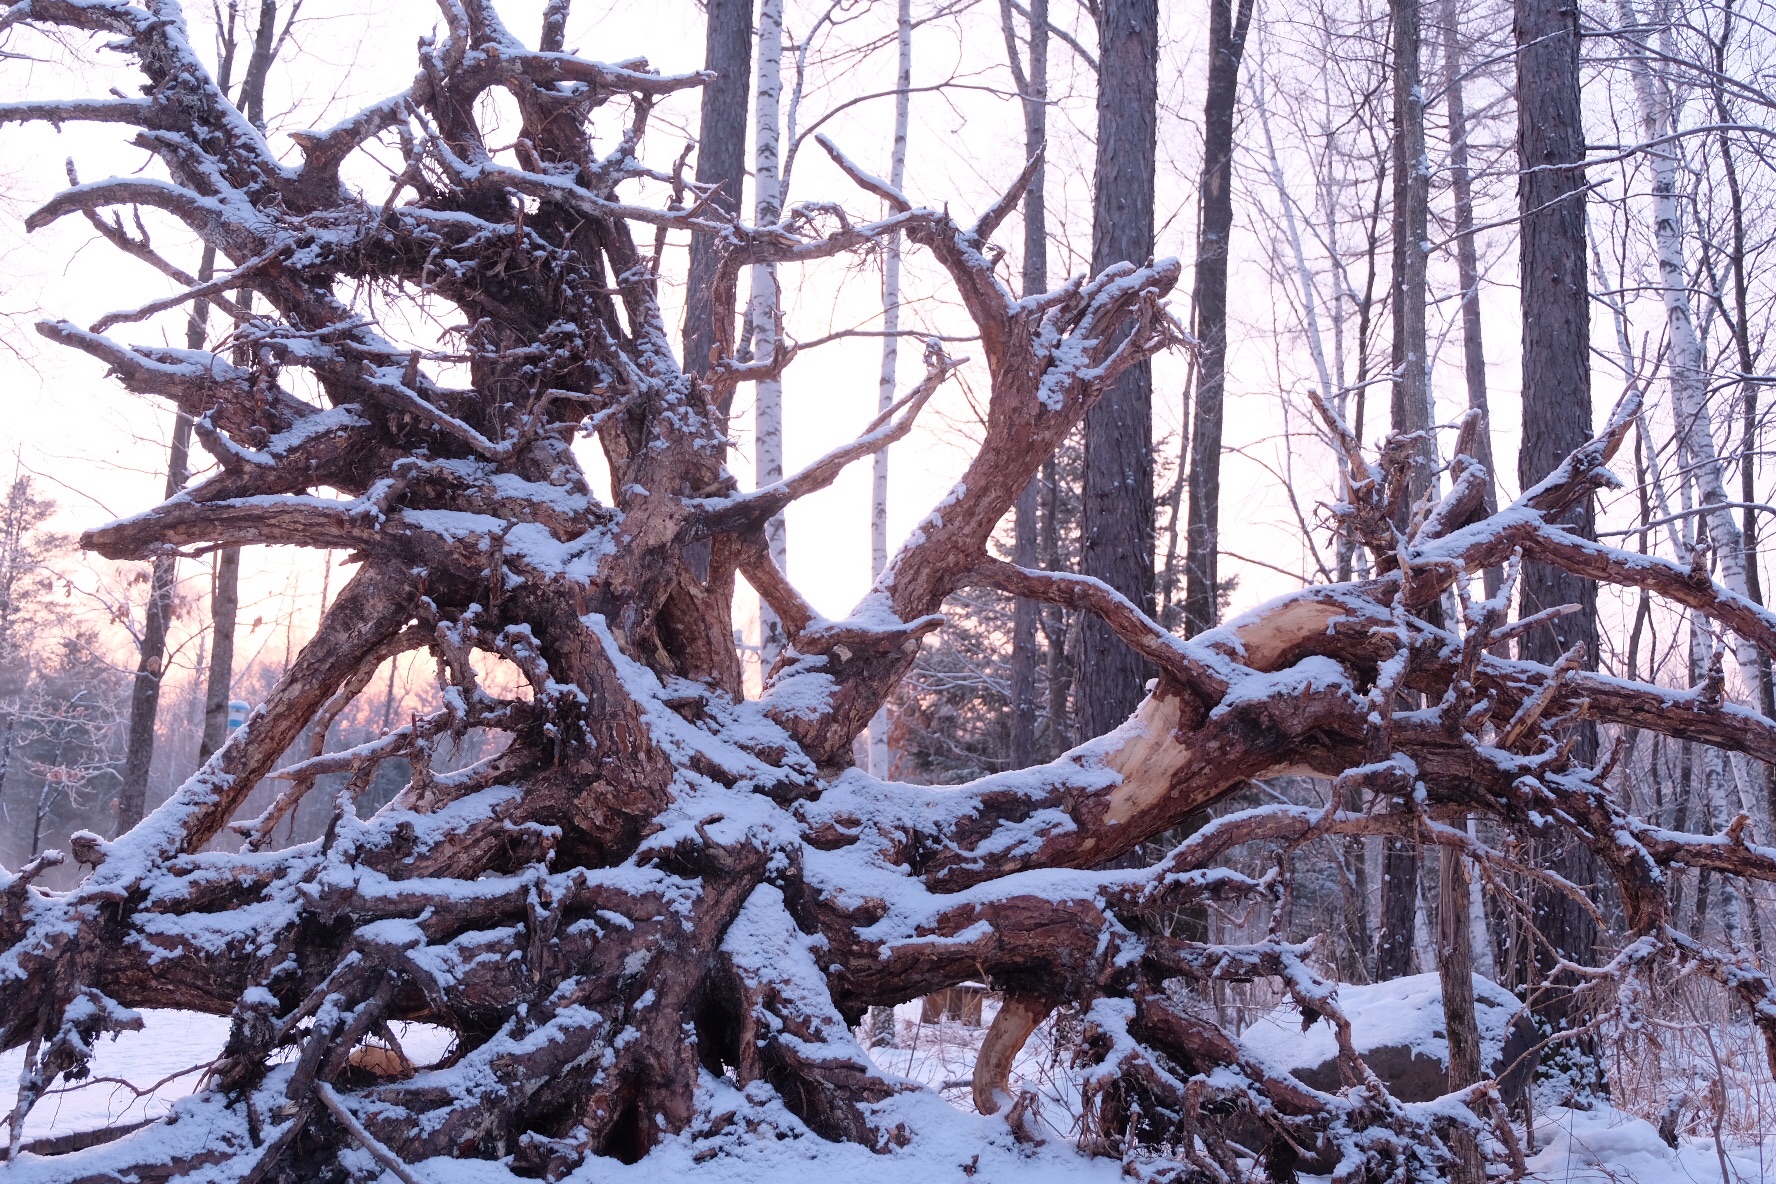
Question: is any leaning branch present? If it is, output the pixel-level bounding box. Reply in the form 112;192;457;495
968;557;1230;702
690;340;960;536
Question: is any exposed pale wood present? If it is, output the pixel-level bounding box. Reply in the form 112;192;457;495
973;994;1053;1114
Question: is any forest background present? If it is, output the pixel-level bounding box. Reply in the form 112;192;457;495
1;0;1774;1155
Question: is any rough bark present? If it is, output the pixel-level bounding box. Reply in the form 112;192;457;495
1439;0;1499;600
1005;0;1047;768
1182;0;1255;641
684;0;753;385
1515;0;1597;667
1080;0;1159;738
1515;0;1602;1057
1376;0;1430;985
1376;837;1420;980
1437;840;1485;1184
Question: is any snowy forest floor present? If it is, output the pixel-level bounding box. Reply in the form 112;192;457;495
3;1002;1771;1183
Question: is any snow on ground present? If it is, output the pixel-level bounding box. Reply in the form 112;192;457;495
536;1081;1126;1184
1524;1104;1772;1184
5;1006;1772;1182
0;1011;455;1145
0;1010;231;1142
865;997;1085;1132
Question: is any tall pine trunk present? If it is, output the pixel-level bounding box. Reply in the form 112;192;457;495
1375;0;1431;984
1181;0;1254;642
1003;0;1048;768
1441;0;1500;605
1079;0;1159;741
684;0;752;389
1515;0;1602;1083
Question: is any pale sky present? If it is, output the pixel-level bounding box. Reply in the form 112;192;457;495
0;0;1591;692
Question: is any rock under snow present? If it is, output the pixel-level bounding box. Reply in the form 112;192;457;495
1240;972;1538;1105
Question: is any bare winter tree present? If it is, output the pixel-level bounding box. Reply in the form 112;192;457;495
1002;0;1048;770
1182;0;1254;641
10;2;1776;1180
1079;0;1159;739
1513;0;1604;1078
747;0;786;675
121;0;289;814
1374;0;1433;987
869;0;913;778
683;0;752;386
196;0;295;769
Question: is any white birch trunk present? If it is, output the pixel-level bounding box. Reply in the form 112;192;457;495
751;0;786;676
1692;611;1744;946
868;0;912;778
1466;816;1496;978
1621;0;1762;706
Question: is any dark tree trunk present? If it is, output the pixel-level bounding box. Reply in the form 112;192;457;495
1441;0;1500;604
1516;0;1602;1073
115;446;190;834
1006;0;1048;768
684;0;753;389
1182;0;1256;641
1438;836;1485;1184
1515;0;1596;667
115;244;213;834
1079;0;1159;740
1040;457;1071;758
1375;838;1419;979
1389;0;1431;495
198;546;241;763
1375;0;1430;984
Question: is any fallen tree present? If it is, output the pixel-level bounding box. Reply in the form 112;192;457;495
4;2;1776;1180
